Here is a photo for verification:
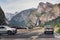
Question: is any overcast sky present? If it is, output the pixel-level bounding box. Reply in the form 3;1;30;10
0;0;60;13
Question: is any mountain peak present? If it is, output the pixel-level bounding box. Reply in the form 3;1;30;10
10;2;60;27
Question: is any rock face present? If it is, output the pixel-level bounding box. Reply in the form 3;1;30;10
10;2;60;27
45;16;60;25
0;7;7;25
10;8;36;27
37;2;60;22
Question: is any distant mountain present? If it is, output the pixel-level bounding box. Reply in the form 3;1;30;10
5;12;17;21
10;2;60;27
10;8;36;27
37;2;60;22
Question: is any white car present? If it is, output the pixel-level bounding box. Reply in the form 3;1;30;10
0;25;17;35
44;25;54;34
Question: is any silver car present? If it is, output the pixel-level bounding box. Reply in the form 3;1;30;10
0;25;17;35
44;25;54;34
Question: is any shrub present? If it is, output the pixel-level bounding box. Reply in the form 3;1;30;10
39;23;44;27
56;29;60;34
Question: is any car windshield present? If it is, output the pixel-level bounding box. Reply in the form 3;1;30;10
45;25;53;28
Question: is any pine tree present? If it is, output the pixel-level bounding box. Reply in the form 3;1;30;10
0;7;7;25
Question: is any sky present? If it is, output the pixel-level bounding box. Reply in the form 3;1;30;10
0;0;60;14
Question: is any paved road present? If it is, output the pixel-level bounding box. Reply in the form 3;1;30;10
0;31;60;40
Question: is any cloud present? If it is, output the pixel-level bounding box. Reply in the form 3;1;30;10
1;0;39;13
0;0;60;13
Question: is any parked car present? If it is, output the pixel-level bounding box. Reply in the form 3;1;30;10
44;25;54;34
0;25;17;35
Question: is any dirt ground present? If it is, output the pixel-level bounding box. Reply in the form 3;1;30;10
17;27;43;33
17;27;59;33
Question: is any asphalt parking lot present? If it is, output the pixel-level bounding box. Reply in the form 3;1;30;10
0;30;60;40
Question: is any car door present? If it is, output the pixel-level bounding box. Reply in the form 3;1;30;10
0;26;6;33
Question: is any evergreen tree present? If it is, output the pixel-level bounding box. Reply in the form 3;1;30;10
0;7;7;25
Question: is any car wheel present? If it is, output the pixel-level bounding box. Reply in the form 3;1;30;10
51;32;54;34
0;33;2;35
7;31;12;35
12;33;16;35
44;32;46;34
13;30;17;35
